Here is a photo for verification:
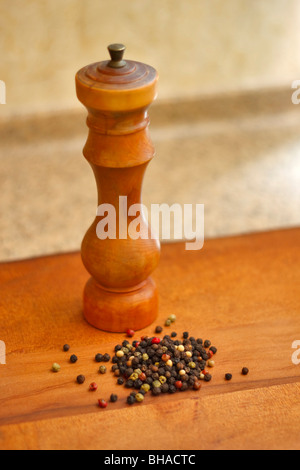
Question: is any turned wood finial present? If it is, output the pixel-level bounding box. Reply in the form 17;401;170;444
75;44;160;332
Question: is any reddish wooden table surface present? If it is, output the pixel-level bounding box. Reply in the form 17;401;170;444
0;228;300;450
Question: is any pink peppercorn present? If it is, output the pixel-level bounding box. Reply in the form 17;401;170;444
151;337;161;345
98;399;107;408
139;372;146;381
126;329;135;338
175;381;183;389
193;380;202;390
89;382;98;391
162;354;171;362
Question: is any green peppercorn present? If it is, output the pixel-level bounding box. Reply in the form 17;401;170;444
142;353;149;361
135;393;144;402
130;373;139;381
165;319;172;327
188;362;196;369
52;363;61;372
153;380;161;388
99;365;107;374
141;383;150;393
159;375;167;384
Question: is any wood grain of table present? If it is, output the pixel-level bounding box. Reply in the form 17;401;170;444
0;228;299;450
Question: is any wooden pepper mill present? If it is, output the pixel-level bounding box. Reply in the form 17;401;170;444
76;44;160;332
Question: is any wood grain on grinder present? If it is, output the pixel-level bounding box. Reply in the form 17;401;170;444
0;228;299;450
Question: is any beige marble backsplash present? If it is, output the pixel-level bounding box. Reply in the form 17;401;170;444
0;88;299;261
0;1;300;261
1;0;300;116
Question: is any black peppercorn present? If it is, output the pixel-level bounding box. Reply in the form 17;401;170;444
95;353;103;363
155;326;163;334
242;368;249;376
171;332;177;338
134;379;143;389
110;394;118;403
183;332;189;339
209;346;217;355
204;340;211;348
125;379;134;388
63;344;70;352
225;373;232;381
76;375;85;384
181;382;189;391
117;377;124;385
204;374;212;382
103;353;111;362
127;395;135;405
70;354;78;363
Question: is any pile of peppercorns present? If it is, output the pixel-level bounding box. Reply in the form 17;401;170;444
51;326;249;408
111;331;217;405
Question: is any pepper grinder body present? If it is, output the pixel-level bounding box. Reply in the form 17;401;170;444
76;45;160;332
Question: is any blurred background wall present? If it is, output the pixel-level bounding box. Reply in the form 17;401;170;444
1;0;300;116
0;0;300;261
